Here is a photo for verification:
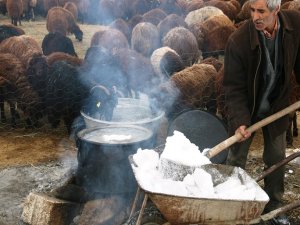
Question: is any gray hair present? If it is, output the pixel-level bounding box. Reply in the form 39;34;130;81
249;0;281;11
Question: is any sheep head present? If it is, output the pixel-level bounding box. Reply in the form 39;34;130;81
84;85;118;121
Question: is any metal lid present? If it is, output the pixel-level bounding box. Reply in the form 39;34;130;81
77;125;153;145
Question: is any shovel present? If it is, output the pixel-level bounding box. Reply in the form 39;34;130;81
205;101;300;159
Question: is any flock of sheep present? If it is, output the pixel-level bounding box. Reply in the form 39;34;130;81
0;0;299;144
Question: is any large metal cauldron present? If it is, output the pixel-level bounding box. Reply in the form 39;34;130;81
76;125;154;195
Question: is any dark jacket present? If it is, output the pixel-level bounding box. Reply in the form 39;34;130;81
223;10;300;137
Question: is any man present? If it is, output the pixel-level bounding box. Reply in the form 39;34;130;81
223;0;300;224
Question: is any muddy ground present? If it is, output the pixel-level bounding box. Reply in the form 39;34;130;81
0;16;299;225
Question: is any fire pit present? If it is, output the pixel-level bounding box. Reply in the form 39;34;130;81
80;97;165;133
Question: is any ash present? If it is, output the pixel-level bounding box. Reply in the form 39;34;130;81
0;160;77;225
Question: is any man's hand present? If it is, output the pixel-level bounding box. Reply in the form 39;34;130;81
235;125;251;142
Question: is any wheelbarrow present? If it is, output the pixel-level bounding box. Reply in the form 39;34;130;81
125;101;300;225
126;150;300;225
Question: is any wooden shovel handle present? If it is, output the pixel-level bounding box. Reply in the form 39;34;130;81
207;101;300;159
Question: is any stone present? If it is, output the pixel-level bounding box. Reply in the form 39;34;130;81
21;192;80;225
78;195;132;225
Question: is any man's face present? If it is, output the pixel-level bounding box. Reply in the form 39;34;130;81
250;0;279;31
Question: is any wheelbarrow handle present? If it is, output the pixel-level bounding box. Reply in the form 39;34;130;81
250;200;300;224
255;151;300;182
206;101;300;159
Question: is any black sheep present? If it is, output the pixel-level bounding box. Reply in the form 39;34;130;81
45;61;89;132
42;32;78;56
0;24;25;43
27;55;118;134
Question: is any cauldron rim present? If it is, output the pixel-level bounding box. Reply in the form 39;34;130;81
77;125;154;146
80;97;165;128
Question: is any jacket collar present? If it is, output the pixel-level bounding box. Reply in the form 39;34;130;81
249;10;293;50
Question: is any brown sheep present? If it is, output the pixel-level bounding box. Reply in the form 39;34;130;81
205;0;238;21
109;18;131;42
281;0;294;5
185;0;205;14
236;0;251;22
0;53;43;127
98;0;126;24
159;0;183;15
76;0;89;22
42;0;58;16
130;0;160;17
127;14;143;32
202;24;236;56
90;27;129;52
112;48;161;97
0;34;42;68
6;0;23;26
189;14;236;56
282;0;300;10
200;56;223;72
46;52;83;66
131;22;160;58
162;26;200;67
184;5;224;27
142;8;167;26
46;6;83;41
150;63;218;118
157;13;188;40
200;14;234;31
63;1;78;20
228;0;241;15
22;0;37;21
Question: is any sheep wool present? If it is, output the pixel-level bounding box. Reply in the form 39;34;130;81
184;6;224;27
6;0;23;26
0;35;42;68
46;6;83;41
131;22;160;57
170;63;217;109
157;13;188;40
46;52;83;66
90;27;129;52
150;46;185;79
163;27;199;67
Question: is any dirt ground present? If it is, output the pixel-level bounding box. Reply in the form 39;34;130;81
0;15;299;225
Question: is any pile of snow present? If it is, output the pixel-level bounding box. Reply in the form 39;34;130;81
131;131;269;201
160;131;211;167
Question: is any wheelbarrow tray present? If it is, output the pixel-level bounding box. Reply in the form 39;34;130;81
129;156;269;224
146;191;267;224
